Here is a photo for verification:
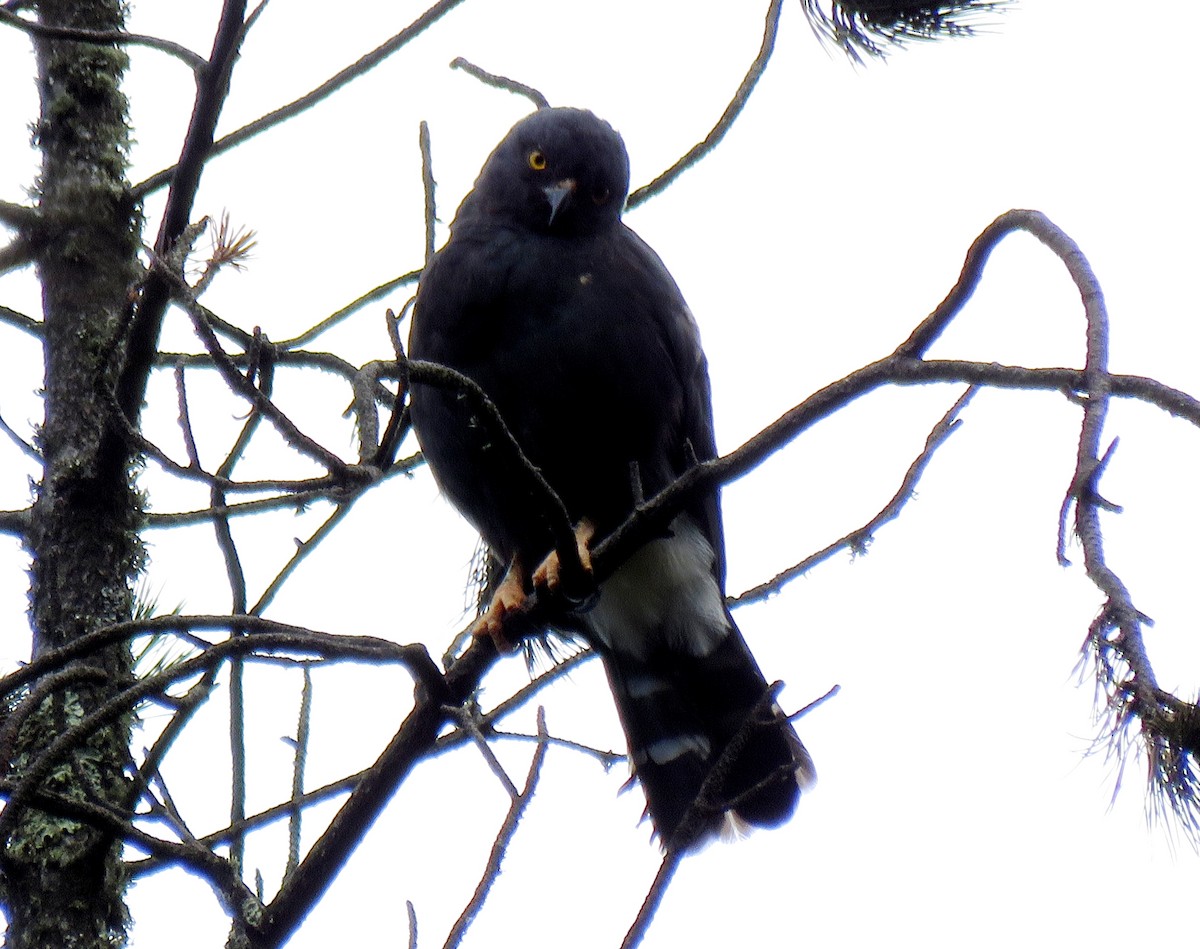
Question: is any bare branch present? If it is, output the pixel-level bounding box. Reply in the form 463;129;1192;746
486;728;624;769
731;387;976;606
348;361;387;459
0;236;37;274
129;672;219;811
161;347;400;399
0;303;41;336
145;489;350;528
788;683;842;724
898;208;1089;359
286;665;313;878
0;6;207;71
0;409;41;464
0;198;39;230
276;269;421;350
2;614;437;701
0;509;29;537
448;57;550;110
255;646;450;949
130;0;470;200
420;120;437;264
131;767;363;878
444;703;521;801
117;0;251;420
627;0;781;209
453;648;594;731
620;849;684;949
162;265;360;479
372;305;416;470
442;707;549;949
407;900;419;949
172;361;203;469
249;501;356;615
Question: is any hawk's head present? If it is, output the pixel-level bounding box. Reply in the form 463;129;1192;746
464;107;631;237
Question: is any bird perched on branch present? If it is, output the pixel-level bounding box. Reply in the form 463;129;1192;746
409;107;814;850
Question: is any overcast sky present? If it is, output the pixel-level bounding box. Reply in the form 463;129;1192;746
2;2;1199;946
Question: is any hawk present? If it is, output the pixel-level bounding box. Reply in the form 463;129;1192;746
409;107;814;850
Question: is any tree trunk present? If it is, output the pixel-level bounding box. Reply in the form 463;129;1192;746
0;1;144;945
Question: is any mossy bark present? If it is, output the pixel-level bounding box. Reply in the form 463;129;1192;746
0;1;145;946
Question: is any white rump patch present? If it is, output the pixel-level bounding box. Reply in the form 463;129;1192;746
587;515;728;661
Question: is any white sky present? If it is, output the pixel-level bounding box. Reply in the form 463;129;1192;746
2;1;1200;947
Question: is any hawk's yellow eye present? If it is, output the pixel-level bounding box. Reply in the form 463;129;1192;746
527;150;547;171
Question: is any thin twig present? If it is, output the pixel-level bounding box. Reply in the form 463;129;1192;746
213;478;250;877
128;670;219;810
442;708;549;949
730;386;976;606
620;849;684;949
0;7;207;71
256;646;449;948
420;120;437;264
444;704;521;801
131;767;364;877
0;410;41;464
286;665;313;878
0;236;37;275
146;768;201;848
161;263;358;479
249;500;356;615
145;490;333;527
0;304;41;338
448;648;593;727
787;683;842;724
627;0;782;209
130;0;470;199
485;729;624;769
448;57;550;110
173;361;203;469
276;269;421;350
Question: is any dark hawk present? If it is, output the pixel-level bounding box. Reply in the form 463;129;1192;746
408;107;814;850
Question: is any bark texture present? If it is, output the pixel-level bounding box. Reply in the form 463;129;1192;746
0;1;144;945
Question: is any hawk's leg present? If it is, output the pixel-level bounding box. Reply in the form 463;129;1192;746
471;553;528;651
532;518;595;592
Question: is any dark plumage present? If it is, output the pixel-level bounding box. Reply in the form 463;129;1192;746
409;107;814;849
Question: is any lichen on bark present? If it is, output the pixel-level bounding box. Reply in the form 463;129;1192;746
0;1;147;946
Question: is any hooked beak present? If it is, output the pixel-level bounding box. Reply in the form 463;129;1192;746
542;179;576;226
